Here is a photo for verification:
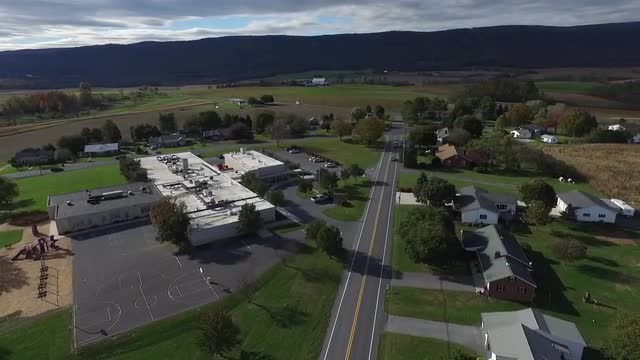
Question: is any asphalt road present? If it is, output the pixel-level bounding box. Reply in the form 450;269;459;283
320;131;401;360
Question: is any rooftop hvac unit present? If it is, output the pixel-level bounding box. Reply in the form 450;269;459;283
182;158;189;172
101;190;125;200
128;191;134;195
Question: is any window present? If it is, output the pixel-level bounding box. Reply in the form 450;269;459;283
583;213;591;217
598;214;606;218
497;284;505;292
479;214;487;220
496;204;507;211
519;287;528;294
509;276;515;282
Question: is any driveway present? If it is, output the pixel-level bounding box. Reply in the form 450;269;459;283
392;272;476;292
385;315;485;355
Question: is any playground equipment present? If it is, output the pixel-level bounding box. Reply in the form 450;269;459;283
11;235;59;262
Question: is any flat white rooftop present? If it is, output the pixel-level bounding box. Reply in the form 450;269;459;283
139;152;274;230
224;150;284;171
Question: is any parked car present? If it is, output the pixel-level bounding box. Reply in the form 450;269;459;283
393;141;400;147
391;157;398;162
289;148;301;154
311;158;324;163
324;162;337;168
50;167;64;172
311;193;331;203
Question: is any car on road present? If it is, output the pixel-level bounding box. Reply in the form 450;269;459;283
50;167;64;172
391;157;398;162
324;162;337;168
311;193;331;203
393;141;400;147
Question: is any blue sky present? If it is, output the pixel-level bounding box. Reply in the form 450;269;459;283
1;0;639;50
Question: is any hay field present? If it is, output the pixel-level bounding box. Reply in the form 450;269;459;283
542;144;640;207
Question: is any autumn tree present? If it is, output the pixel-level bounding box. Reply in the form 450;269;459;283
519;178;557;211
524;200;551;227
413;175;456;207
352;116;384;147
351;107;367;121
400;205;457;263
102;119;122;142
330;118;352;141
269;118;289;146
260;94;275;104
150;197;191;250
558;109;598;137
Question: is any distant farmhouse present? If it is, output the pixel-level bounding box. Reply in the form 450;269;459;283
305;78;330;87
608;124;626;131
482;308;586;360
9;148;55;167
148;134;186;148
540;134;559;144
510;128;532;139
556;190;618;223
84;143;119;157
458;186;517;225
462;225;535;302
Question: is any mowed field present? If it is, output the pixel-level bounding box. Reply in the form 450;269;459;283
543;144;640;207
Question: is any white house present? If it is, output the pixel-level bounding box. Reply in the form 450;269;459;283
307;78;329;86
540;134;559;144
610;199;635;217
631;133;640;143
458;186;517;225
556;190;618;223
435;127;450;143
510;128;532;139
608;124;626;131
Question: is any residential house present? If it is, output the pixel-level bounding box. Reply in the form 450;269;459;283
10;148;55;167
83;143;119;157
202;130;225;141
435;144;471;168
510;128;532;139
541;134;559;144
458;186;517;225
435;127;450;143
148;134;186;148
608;124;626;131
461;225;536;302
556;189;618;223
630;133;640;143
522;124;547;136
306;78;329;86
481;308;586;360
308;117;320;127
229;98;247;106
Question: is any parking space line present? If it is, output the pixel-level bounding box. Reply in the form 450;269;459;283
72;304;78;348
137;272;143;286
175;256;182;268
241;240;251;250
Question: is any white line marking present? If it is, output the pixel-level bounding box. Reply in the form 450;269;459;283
175;256;182;268
241;240;251;250
107;306;111;321
176;286;183;297
368;135;400;360
322;141;389;360
138;283;154;321
137;272;143;286
199;270;220;300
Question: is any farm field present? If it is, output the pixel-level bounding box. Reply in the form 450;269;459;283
542;144;640;207
0;242;342;360
377;333;477;360
536;81;601;94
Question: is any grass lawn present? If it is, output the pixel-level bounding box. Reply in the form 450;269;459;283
322;178;372;221
377;333;477;360
0;163;18;175
514;220;640;348
385;287;526;325
0;229;23;249
535;81;601;94
12;165;127;213
268;222;303;235
397;168;597;196
0;309;72;360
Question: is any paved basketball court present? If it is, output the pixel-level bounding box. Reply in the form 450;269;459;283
71;221;303;347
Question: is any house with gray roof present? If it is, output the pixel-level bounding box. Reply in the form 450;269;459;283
84;143;119;157
458;186;517;225
462;225;536;302
148;134;186;148
481;308;586;360
556;190;617;224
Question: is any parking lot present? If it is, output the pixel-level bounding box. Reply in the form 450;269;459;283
275;149;343;175
71;221;304;346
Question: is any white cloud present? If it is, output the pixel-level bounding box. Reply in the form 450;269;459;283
0;0;638;50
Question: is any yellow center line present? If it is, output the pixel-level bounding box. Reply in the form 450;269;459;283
344;146;393;360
